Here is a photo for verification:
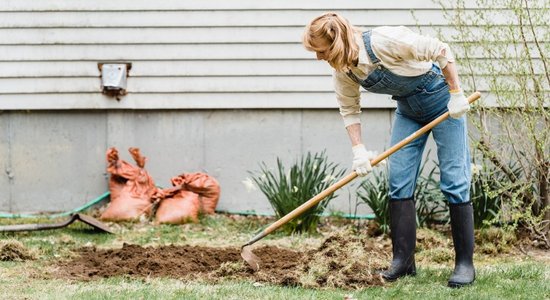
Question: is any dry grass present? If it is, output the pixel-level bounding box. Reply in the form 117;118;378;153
0;239;36;261
296;228;389;289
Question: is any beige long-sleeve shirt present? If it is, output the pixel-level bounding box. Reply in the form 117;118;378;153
335;26;455;126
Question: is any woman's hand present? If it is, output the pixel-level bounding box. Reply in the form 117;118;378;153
352;144;375;176
448;89;470;118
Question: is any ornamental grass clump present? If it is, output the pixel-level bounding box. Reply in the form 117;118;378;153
356;169;390;234
249;151;346;234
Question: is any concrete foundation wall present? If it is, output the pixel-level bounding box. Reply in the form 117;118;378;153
0;109;439;214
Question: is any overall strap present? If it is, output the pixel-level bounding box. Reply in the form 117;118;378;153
362;30;380;65
346;30;381;84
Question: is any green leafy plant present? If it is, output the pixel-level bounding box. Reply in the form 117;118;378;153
414;161;448;227
470;162;504;228
356;169;390;233
249;151;346;234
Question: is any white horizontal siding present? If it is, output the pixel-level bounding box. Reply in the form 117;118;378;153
0;10;451;28
4;0;542;11
0;92;398;109
3;60;544;78
0;0;481;11
0;27;307;44
0;61;331;77
0;76;524;94
5;26;547;45
0;92;511;110
0;76;336;93
0;44;307;60
0;0;544;110
0;44;542;62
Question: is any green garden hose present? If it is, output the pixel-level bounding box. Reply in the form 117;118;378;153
0;191;374;220
0;191;110;219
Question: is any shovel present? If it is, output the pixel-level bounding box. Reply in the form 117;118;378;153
0;213;115;234
241;91;481;271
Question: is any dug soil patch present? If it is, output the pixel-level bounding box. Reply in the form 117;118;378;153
56;230;389;289
58;243;299;281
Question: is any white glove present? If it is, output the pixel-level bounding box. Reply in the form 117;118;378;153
447;89;470;119
352;144;375;177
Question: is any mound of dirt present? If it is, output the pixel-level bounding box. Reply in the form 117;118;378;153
55;230;392;289
0;240;35;262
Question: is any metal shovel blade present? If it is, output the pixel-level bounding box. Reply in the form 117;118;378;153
74;213;115;234
241;245;261;272
0;213;114;234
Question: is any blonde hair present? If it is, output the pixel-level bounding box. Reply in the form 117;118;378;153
302;12;360;71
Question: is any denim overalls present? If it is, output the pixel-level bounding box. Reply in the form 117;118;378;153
347;31;471;204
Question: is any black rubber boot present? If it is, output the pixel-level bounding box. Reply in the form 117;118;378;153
381;198;417;281
448;202;476;288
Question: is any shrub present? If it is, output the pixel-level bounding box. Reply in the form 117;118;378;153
249;151;346;234
358;158;528;231
470;161;511;228
437;0;550;246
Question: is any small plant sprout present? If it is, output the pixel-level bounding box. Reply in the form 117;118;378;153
471;163;482;176
322;174;337;183
242;177;257;192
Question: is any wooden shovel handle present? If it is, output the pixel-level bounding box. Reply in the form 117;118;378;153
258;91;481;238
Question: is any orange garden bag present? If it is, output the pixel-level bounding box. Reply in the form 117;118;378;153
176;173;221;214
154;186;201;224
100;147;157;222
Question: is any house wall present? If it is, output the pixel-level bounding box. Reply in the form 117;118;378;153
0;0;484;214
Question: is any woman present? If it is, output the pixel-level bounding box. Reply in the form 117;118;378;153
302;12;475;288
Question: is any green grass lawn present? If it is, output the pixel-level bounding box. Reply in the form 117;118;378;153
0;214;549;300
